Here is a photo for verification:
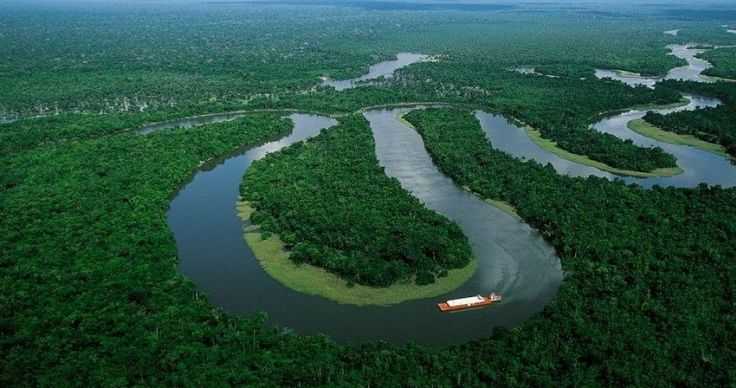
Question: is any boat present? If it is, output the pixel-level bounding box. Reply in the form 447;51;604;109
437;293;502;312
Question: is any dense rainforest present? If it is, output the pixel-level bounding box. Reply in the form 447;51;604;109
700;46;736;79
0;2;711;174
254;66;684;173
242;115;471;287
645;80;736;157
404;108;736;386
3;1;736;386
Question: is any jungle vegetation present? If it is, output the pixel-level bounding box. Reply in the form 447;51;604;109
700;46;736;79
3;1;736;386
242;115;471;287
404;107;736;387
0;1;707;174
645;80;736;157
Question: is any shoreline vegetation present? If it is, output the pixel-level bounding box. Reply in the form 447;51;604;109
401;108;681;180
7;6;736;385
237;200;477;305
402;106;736;386
399;111;524;219
522;125;684;177
501;96;691;178
240;115;476;298
628;118;729;157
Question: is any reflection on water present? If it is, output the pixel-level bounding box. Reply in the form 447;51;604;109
512;66;560;78
321;53;429;91
169;110;562;345
366;109;562;336
479;94;736;188
595;44;716;88
476;112;614;180
594;69;660;88
139;112;248;135
593;95;736;188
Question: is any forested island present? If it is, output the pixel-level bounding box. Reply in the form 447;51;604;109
3;0;736;386
241;114;473;300
700;46;736;79
644;81;736;157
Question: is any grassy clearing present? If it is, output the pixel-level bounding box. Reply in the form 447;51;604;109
237;201;477;306
459;185;521;219
524;126;683;178
628;119;729;158
485;199;520;219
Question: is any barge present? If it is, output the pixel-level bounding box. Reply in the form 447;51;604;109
437;293;502;312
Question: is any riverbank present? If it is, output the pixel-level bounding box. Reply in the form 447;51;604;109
399;111;525;219
523;125;683;178
404;106;682;179
627;119;728;158
237;200;478;306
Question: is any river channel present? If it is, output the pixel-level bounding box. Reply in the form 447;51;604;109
160;109;562;345
159;43;735;345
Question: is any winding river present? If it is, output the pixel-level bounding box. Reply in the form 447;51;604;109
480;93;736;188
594;44;717;87
159;109;562;345
139;112;249;135
158;40;735;344
148;53;562;345
321;53;429;91
490;41;736;188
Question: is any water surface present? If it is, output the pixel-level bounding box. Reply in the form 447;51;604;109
512;67;560;78
139;112;248;135
510;41;736;187
167;110;562;345
592;95;736;188
322;53;429;91
476;112;614;180
479;94;736;188
595;44;715;87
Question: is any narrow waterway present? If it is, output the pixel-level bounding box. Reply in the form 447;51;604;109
479;93;736;188
594;44;717;87
593;95;736;187
475;112;615;180
139;112;248;135
321;53;429;91
490;40;736;188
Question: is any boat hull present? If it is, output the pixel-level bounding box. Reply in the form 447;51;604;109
437;299;496;312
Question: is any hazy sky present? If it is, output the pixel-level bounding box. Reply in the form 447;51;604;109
3;0;736;9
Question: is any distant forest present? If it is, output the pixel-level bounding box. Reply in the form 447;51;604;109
3;1;736;386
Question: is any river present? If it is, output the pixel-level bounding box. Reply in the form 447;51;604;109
139;112;248;135
161;110;563;345
490;41;736;188
321;53;429;91
479;93;736;188
594;44;717;88
161;42;734;345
